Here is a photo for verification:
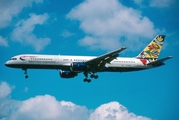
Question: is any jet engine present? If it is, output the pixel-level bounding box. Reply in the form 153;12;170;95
59;70;77;78
70;62;88;72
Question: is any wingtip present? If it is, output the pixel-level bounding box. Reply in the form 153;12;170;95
168;56;173;58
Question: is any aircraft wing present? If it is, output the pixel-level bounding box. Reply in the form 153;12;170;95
147;56;173;66
86;47;126;70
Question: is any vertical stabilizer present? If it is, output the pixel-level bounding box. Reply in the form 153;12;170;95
137;35;165;61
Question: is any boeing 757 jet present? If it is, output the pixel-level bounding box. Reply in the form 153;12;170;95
5;35;172;83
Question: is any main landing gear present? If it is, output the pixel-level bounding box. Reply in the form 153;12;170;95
23;68;28;79
83;72;98;83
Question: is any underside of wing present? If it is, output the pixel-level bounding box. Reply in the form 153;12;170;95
86;47;126;71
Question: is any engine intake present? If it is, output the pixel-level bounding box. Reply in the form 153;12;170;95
70;62;88;72
60;70;77;78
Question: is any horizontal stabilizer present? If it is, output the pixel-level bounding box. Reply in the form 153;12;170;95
147;56;173;66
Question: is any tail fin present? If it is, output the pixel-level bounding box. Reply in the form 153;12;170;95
136;35;165;61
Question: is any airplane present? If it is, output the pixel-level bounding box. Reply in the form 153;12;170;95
5;35;172;83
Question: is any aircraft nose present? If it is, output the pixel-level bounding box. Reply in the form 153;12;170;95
5;62;8;67
5;61;10;67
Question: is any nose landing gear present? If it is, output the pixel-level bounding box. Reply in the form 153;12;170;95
23;69;28;79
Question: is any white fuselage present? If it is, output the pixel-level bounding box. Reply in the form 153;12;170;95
5;54;152;72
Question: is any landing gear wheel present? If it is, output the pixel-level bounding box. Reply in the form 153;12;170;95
90;74;94;78
83;78;91;83
25;75;28;79
87;79;91;83
94;75;98;79
83;78;88;82
83;72;97;83
90;74;98;79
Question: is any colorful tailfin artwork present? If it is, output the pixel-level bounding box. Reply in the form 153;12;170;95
137;35;165;61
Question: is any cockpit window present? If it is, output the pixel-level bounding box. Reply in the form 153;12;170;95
11;58;17;60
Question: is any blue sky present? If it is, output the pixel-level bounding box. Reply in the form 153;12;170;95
0;0;179;119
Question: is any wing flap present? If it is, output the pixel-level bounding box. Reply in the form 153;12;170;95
147;56;173;66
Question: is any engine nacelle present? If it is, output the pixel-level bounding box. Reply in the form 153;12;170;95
60;70;77;78
70;62;88;72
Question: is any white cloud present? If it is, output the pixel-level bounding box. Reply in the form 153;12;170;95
134;0;143;5
0;82;19;118
0;81;151;120
89;102;151;120
0;36;8;47
0;0;43;28
67;0;159;51
60;30;75;38
0;82;12;98
134;0;175;8
79;36;121;50
10;95;89;120
150;0;175;8
11;13;51;52
24;87;29;92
